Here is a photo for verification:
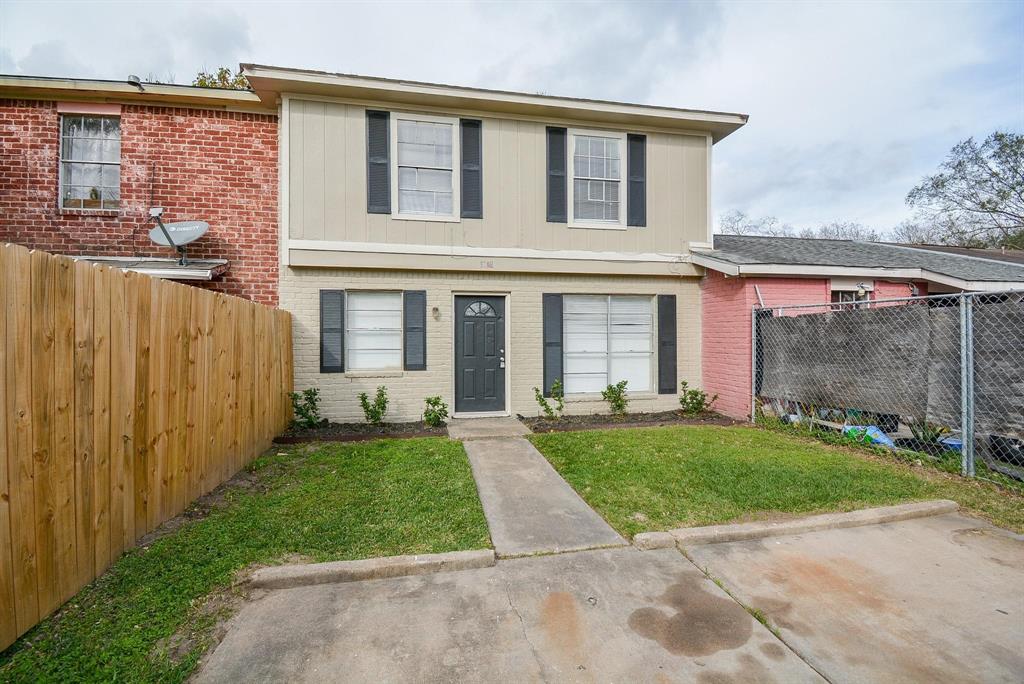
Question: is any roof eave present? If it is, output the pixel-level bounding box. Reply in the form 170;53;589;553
694;256;1024;292
241;64;748;141
0;75;275;112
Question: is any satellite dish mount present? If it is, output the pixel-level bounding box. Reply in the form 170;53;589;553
147;207;209;266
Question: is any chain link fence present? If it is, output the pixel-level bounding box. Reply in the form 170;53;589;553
752;290;1024;488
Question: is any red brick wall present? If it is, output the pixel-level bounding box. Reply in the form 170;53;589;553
0;99;279;305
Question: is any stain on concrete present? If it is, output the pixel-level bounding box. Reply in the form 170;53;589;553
749;596;814;637
696;653;775;683
628;575;753;656
764;554;900;616
540;591;584;662
759;642;786;660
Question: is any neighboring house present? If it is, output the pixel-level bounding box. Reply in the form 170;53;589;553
695;235;1024;419
242;64;748;421
0;75;279;304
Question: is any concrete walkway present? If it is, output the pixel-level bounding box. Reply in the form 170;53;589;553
452;418;625;557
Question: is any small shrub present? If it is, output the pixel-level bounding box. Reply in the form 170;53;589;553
289;387;322;429
601;380;629;415
423;396;450;427
359;386;389;425
533;379;565;419
679;381;718;415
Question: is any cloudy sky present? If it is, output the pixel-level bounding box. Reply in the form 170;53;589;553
3;0;1021;234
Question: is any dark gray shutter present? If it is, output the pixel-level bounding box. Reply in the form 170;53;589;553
627;134;646;227
546;127;567;222
542;294;564;395
657;294;677;394
366;110;390;214
460;119;482;218
320;290;345;373
403;290;427;371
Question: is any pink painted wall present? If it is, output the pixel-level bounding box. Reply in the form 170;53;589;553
873;280;928;304
700;273;930;420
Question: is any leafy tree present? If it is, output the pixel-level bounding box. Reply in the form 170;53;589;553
193;66;249;90
905;132;1024;248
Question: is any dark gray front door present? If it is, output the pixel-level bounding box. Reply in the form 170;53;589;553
455;295;505;413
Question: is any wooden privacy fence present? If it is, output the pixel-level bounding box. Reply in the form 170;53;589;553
0;243;293;650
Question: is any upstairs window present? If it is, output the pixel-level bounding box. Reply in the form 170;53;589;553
59;115;120;210
569;130;626;229
392;114;459;220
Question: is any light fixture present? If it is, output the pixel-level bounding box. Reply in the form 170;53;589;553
431;306;441;320
127;74;144;91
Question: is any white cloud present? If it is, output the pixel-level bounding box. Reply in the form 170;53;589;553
1;0;1020;233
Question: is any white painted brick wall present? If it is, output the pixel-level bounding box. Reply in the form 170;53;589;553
280;267;703;422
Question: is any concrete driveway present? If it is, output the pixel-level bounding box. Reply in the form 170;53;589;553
195;547;822;683
687;512;1024;684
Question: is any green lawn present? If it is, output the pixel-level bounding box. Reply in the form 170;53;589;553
530;425;1024;537
0;438;490;683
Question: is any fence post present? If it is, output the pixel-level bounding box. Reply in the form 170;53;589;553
960;294;975;477
750;306;758;424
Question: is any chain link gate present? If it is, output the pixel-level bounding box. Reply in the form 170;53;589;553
751;290;1024;487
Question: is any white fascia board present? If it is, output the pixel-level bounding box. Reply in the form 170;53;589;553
689;253;739;275
691;256;1024;292
286;239;690;264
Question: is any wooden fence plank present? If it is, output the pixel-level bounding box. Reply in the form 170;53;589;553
0;245;17;647
132;275;152;538
175;285;191;515
30;250;59;616
73;261;96;590
92;266;112;575
6;245;38;633
108;270;130;555
52;256;78;604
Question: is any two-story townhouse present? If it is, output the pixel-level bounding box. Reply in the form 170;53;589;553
243;65;748;421
0;76;279;304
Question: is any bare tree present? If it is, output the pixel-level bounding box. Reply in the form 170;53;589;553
803;220;881;242
718;212;882;241
890;218;954;245
718;210;796;237
906;131;1024;248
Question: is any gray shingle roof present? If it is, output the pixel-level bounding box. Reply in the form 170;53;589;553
707;235;1024;283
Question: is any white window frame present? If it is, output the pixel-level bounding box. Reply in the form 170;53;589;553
345;290;404;371
58;114;121;211
562;294;655;394
390;112;460;222
567;128;628;231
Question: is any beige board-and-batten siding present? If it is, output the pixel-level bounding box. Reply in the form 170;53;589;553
285;98;710;253
281;267;702;422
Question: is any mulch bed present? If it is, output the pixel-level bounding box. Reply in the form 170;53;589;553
274;420;447;444
519;410;736;433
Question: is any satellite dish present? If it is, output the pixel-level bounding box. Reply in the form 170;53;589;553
146;207;209;266
148;220;208;247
